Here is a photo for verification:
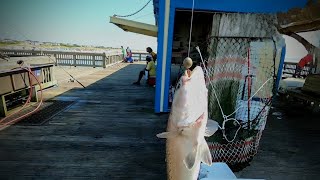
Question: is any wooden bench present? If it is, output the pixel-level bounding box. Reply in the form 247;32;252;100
286;74;320;111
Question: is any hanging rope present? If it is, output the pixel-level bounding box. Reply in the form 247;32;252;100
173;0;195;90
113;0;152;18
196;46;225;121
187;0;195;57
196;46;242;142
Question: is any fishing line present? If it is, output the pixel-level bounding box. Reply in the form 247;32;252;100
2;21;86;88
187;0;195;57
173;0;195;90
196;46;225;120
196;46;241;142
226;77;273;118
186;2;241;141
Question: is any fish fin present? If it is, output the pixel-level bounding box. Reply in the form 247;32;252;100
200;138;212;166
204;119;219;137
184;147;197;169
156;132;177;139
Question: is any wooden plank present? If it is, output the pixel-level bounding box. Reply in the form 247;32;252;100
302;74;320;95
0;62;167;179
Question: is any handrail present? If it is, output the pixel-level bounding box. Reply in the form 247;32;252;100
0;49;151;68
282;61;312;76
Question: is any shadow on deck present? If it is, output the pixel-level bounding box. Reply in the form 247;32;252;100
0;63;167;179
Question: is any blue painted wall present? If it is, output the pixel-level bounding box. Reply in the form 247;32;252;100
276;46;287;90
173;0;308;13
154;0;165;113
154;0;308;112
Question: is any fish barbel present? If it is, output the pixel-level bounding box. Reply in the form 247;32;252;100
157;66;218;180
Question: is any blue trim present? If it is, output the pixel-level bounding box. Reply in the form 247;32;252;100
173;0;308;13
154;0;166;113
162;6;176;112
275;46;286;90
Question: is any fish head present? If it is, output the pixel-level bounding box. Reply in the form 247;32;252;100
171;66;208;128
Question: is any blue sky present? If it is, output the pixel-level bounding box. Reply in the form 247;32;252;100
0;0;157;50
0;0;319;59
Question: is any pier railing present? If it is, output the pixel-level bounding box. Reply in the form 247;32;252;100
282;61;312;77
0;49;149;68
132;52;149;61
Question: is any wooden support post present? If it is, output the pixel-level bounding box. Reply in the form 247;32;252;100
103;53;106;68
73;54;77;67
92;55;96;68
0;95;7;117
315;48;320;74
30;86;38;102
54;54;58;66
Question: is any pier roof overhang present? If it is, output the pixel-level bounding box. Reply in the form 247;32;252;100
276;0;320;33
109;16;158;37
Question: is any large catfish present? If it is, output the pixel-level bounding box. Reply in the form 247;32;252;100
157;66;219;180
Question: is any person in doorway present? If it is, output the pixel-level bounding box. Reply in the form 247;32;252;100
132;55;156;85
293;53;313;78
146;47;157;62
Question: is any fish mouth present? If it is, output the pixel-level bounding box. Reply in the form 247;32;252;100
176;112;204;128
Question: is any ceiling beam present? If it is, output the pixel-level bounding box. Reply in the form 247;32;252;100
277;0;320;33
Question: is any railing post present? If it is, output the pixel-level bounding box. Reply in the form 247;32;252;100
117;55;121;62
139;53;142;61
103;53;106;68
92;55;96;68
54;54;57;66
73;55;77;67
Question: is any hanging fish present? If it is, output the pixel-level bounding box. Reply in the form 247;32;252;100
157;65;219;180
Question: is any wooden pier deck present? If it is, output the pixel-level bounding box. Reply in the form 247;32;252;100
0;62;167;179
0;62;319;179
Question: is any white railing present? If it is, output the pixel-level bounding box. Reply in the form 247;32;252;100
0;49;150;68
282;61;312;76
